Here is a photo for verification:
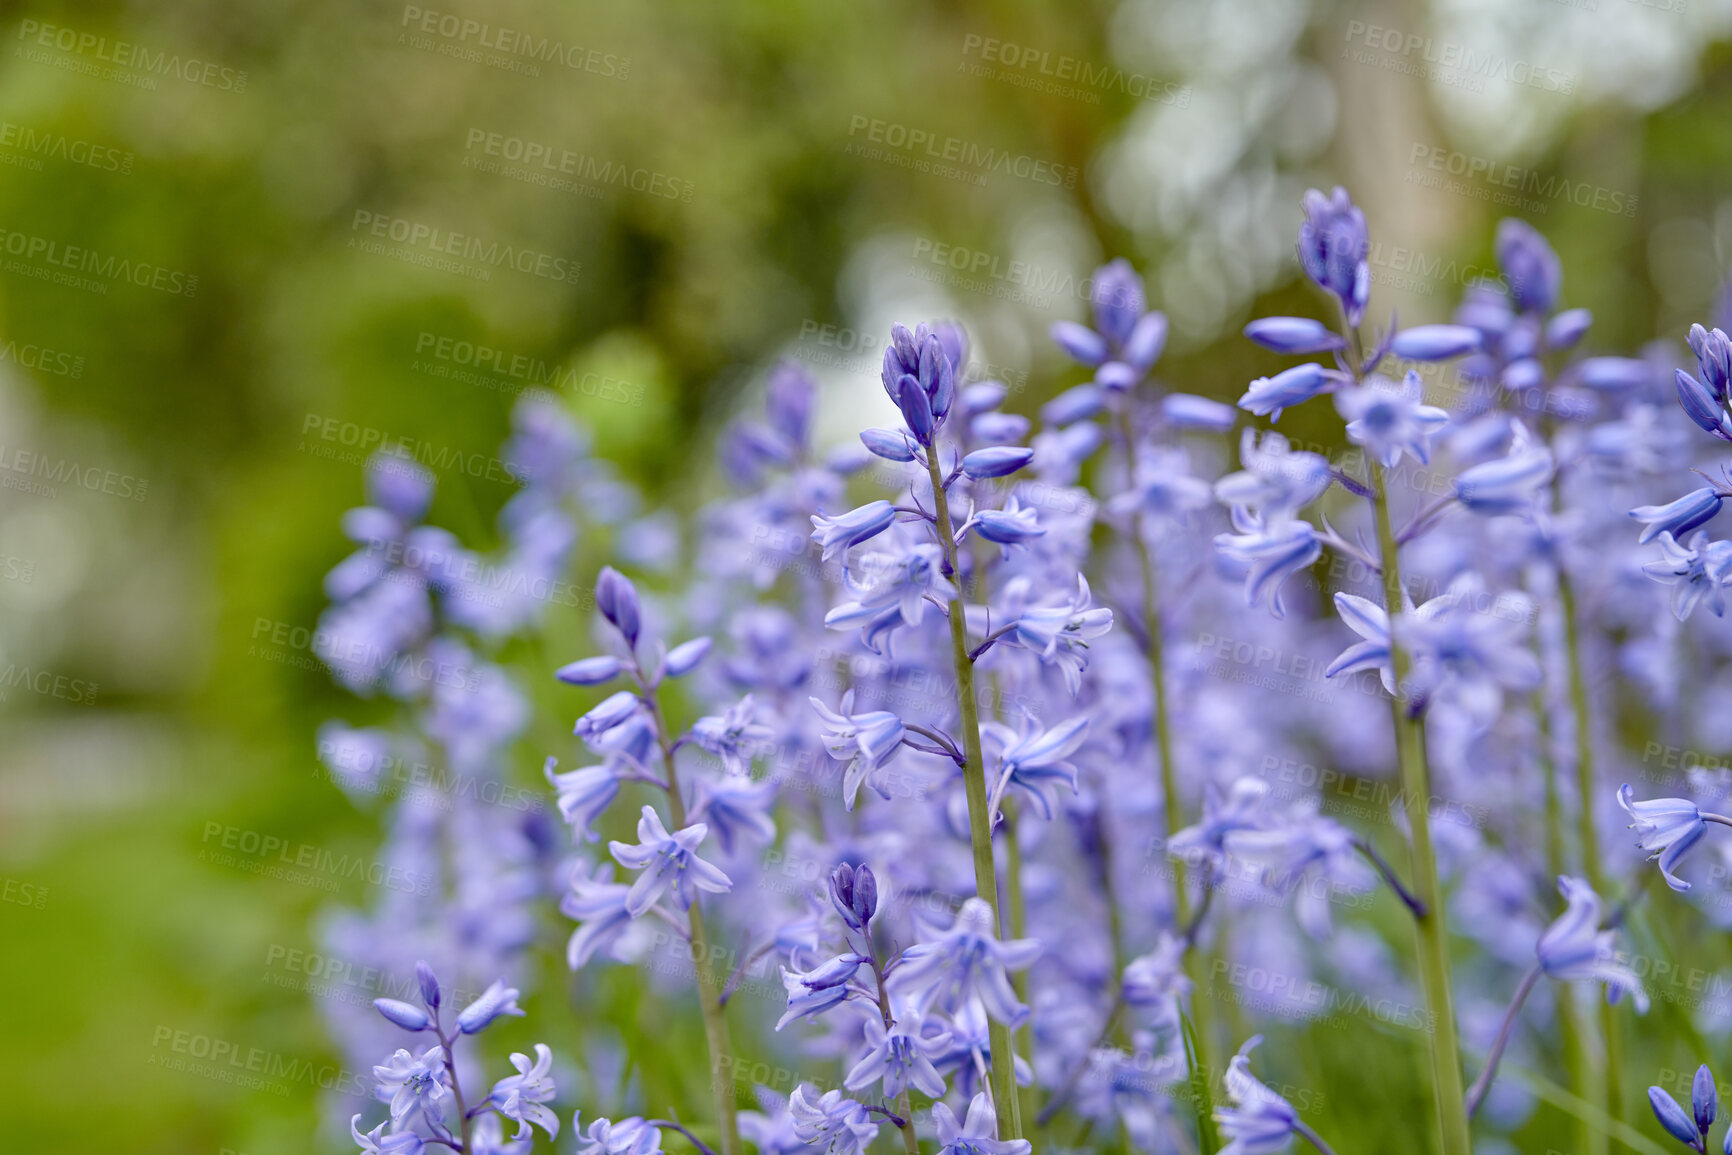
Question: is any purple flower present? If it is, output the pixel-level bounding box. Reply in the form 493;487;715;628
595;566;642;647
690;772;777;854
1214;513;1320;619
983;714;1089;820
574;1115;663;1155
1215;1036;1310;1155
1008;574;1115;693
889;897;1040;1025
1618;784;1707;892
974;496;1046;547
609;805;733;914
557;655;624;685
810;692;906;809
663;636;712;678
1238;363;1334;421
488;1043;559;1140
373;998;430;1032
1696;1063;1720;1134
1454;431;1554;516
1298;186;1371;325
961;446;1035;480
1051;320;1108;366
932;1093;1031;1155
1389;324;1481;362
574;690;642;739
1496;218;1561;313
546;756;622;843
788;1085;879;1155
689;694;775;775
775;954;866;1029
1336;372;1449;468
844;1015;949;1099
1632;488;1724;545
1535;875;1648;1010
1642;531;1732;621
373;1045;450;1127
1648;1084;1706;1151
1243;316;1346;355
457;979;524;1034
350;1115;425;1155
829;862;878;932
560;864;635;968
810;501;897;561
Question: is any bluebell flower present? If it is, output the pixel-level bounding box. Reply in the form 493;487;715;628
1163;392;1238;431
1389;324;1481;362
1676;368;1732;439
1398;577;1540;724
663;636;712;678
1618;784;1707;892
973;496;1046;547
689;694;775;775
1642;531;1732;621
373;998;430;1032
1041;382;1105;426
1214;429;1332;518
1454;430;1554;515
1224;810;1374;938
456;980;525;1034
1051;320;1109;366
372;1045;450;1127
1121;933;1193;1029
932;1093;1032;1155
1324;592;1398;694
545;756;621;843
1496;218;1562;313
739;1092;809;1155
1214;1036;1306;1155
1169;778;1272;869
557;655;624;685
574;1115;662;1155
1243;316;1346;355
881;323;960;438
1007;574;1115;693
961;445;1035;479
561;864;635;968
825;544;956;653
888;897;1040;1025
1691;323;1732;396
594;565;642;647
1535;875;1648;1010
775;954;866;1029
810;501;897;561
1547;306;1594;349
844;1014;950;1098
350;1114;425;1155
574;690;642;740
1696;1063;1719;1135
810;692;906;809
1632;488;1724;545
861;427;918;462
609;805;733;915
1238;362;1335;421
690;772;777;854
1107;446;1214;525
1335;372;1449;467
829;862;878;932
1298;186;1371;325
488;1043;559;1140
787;1085;880;1155
1214;511;1320;619
416;962;441;1009
1648;1084;1705;1151
470;1113;534;1155
982;714;1089;820
1090;258;1147;349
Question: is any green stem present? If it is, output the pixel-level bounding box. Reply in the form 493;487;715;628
927;450;1023;1143
646;692;741;1155
868;950;922;1155
1368;461;1471;1155
1115;405;1219;1152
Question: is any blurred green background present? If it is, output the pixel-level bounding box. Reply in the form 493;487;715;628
5;0;1732;1150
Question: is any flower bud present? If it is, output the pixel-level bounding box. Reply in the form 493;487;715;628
416;961;441;1009
557;656;623;685
594;566;642;647
374;998;431;1031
